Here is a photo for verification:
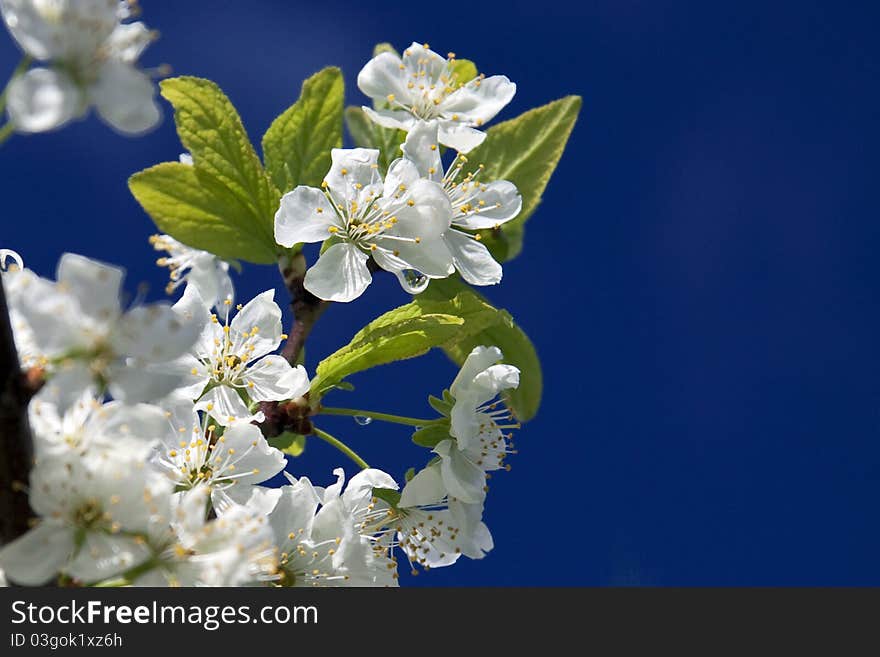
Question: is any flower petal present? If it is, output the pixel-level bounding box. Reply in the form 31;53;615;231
110;303;200;361
362;106;417;131
274;186;339;247
196;384;251;425
324;148;382;203
399;462;446;508
443;229;503;286
229;289;283;359
6;67;81;133
453;180;522;229
0;522;73;585
244;356;308;402
56;252;123;322
304;242;371;303
91;61;161;135
434;439;486;504
437;121;486;153
400;121;443;181
356;51;411;101
66;533;150;584
450;345;503;399
441;75;516;125
218;422;286;486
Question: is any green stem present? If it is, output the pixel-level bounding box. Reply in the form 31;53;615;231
318;406;438;428
0;55;32;122
0;123;13;147
312;426;369;470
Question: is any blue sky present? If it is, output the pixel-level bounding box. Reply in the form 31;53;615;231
3;1;880;585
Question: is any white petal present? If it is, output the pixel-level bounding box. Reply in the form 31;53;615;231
230;289;283;360
401;42;448;84
383;158;422;197
453;180;523;229
218;423;286;485
197;385;251;425
391;179;453;241
0;523;73;585
437;121;486;153
245;356;307;402
111;303;200;361
470;363;521;405
362;106;417;131
434;439;486;504
324;148;382;202
440;75;516;125
444;229;503;286
399;462;446;508
35;363;94;412
56;252;123;323
268;481;321;544
6;68;81;133
66;533;150;584
106;361;185;404
91;61;161;135
400;121;443;181
105;21;152;63
274;186;338;247
356;51;411;101
224;485;283;516
450;346;504;398
304;242;371;303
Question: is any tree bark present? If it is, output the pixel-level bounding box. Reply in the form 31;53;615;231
0;278;33;545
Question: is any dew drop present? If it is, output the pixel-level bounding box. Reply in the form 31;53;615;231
354;415;373;426
398;269;430;294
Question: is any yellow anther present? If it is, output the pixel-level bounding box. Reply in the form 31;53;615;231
387;94;395;102
340;168;348;175
328;226;338;233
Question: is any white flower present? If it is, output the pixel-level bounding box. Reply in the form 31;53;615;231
401;122;522;285
357;42;516;153
0;455;173;585
308;468;400;586
1;0;161;134
29;392;168;466
275;148;454;301
0;249;40;367
10;253;201;410
151;399;286;507
172;287;310;424
149;234;235;310
449;345;520;450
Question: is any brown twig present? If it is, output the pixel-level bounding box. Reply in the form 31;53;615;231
0;278;33;545
279;251;330;366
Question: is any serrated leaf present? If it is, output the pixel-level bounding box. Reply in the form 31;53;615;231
344;106;405;174
129;162;276;263
159;77;279;249
268;432;307;457
262;67;344;193
423;278;543;422
411;424;450;448
310;290;505;399
468;95;581;261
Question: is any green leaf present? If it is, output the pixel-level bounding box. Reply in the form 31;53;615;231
129;162;277;263
411;423;450;448
344;106;405;174
468;95;582;261
404;467;416;483
268;432;307;457
131;76;281;264
428;393;452;417
423;278;543;422
372;487;401;508
262;67;344;193
310;290;504;399
450;58;478;87
373;42;399;58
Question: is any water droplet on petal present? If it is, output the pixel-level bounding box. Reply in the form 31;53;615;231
397;269;429;294
354;415;373;426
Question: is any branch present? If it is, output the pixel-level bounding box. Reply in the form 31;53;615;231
0;278;33;545
278;251;329;365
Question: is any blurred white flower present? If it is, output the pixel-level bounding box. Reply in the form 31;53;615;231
0;0;162;134
150;234;234;311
